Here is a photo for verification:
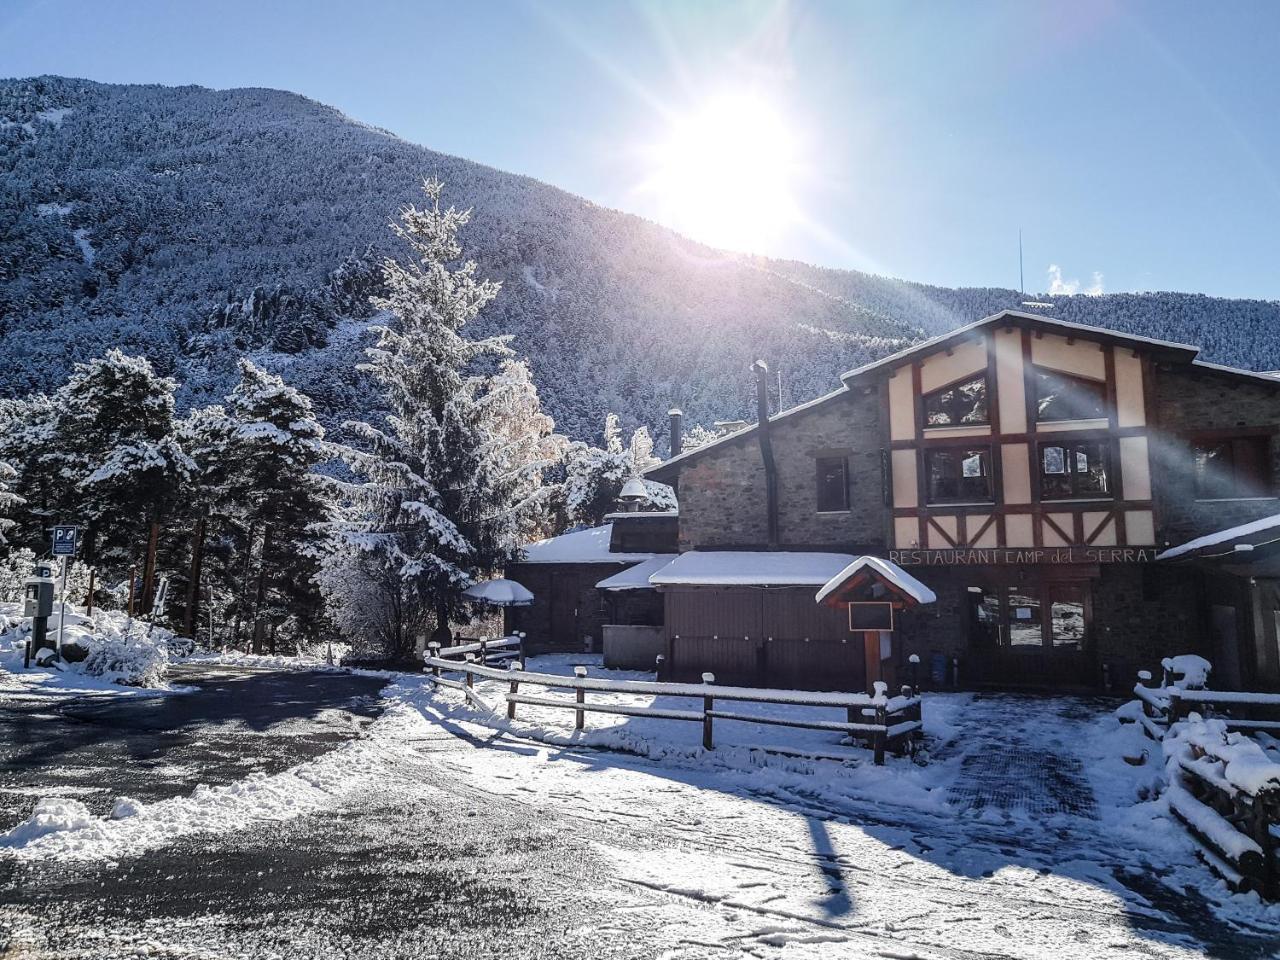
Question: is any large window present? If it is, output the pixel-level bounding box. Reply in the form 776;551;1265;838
1034;367;1108;422
1039;440;1110;500
1193;436;1272;500
925;447;992;503
922;375;989;427
815;456;849;512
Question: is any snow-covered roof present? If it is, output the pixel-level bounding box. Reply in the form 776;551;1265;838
649;551;856;587
595;556;677;591
517;524;656;565
1156;514;1280;561
814;556;937;605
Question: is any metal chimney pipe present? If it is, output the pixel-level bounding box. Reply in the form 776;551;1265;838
752;361;780;549
668;408;684;457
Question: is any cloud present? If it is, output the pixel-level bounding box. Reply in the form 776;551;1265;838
1047;264;1104;297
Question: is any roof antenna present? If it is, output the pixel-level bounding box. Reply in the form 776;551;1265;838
1018;228;1024;295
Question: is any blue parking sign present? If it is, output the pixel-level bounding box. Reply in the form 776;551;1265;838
52;525;78;557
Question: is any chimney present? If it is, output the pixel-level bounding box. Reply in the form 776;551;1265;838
668;408;684;457
752;360;780;549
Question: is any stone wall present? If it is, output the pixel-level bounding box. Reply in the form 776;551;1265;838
676;385;887;551
1151;366;1280;546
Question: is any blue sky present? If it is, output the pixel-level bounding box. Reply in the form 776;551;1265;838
4;0;1279;300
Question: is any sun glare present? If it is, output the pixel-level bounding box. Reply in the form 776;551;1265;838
647;92;800;253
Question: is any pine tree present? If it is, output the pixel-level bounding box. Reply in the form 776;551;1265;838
0;459;23;547
562;414;677;525
330;178;543;655
223;360;330;650
44;350;192;572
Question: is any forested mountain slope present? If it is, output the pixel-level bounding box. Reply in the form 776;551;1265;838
3;76;1277;449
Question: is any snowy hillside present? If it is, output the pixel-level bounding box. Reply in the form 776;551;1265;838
4;75;1279;447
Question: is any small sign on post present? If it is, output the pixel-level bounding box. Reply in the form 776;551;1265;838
51;525;78;655
52;525;78;557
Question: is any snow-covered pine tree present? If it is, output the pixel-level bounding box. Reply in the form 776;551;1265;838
331;178;540;655
562;414;677;525
0;459;23;547
44;350;192;573
0;394;59;550
479;358;568;544
223;360;330;650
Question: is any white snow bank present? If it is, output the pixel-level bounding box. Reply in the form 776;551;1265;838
0;701;423;861
815;555;937;605
0;602;177;691
651;551;854;587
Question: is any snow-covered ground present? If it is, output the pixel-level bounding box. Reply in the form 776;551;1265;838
0;601;182;696
5;655;1280;956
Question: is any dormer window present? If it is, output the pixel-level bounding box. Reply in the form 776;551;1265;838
922;375;989;427
1034;367;1107;422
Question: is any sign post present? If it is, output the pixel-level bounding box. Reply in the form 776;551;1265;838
51;525;78;655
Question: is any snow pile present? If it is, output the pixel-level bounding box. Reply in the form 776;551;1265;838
0;601;176;689
1166;715;1280;797
0;704;425;861
1161;654;1212;689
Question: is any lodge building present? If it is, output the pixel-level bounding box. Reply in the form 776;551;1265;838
507;310;1280;693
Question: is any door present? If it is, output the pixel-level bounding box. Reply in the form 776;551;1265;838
966;579;1095;687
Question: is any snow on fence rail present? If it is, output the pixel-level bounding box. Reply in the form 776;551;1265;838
1129;661;1280;897
423;653;923;765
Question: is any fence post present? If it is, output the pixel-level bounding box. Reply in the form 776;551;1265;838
517;631;527;668
873;702;887;766
1167;689;1183;726
574;665;587;731
908;653;920;692
479;636;488;665
427;642;441;677
655;654;665;679
701;672;715;750
464;654;476;693
507;661;523;720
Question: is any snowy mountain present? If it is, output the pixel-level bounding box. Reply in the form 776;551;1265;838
4;75;1278;448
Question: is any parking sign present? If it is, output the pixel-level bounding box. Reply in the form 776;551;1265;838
52;525;78;557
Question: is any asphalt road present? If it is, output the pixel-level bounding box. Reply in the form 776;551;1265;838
0;666;686;959
2;667;1276;960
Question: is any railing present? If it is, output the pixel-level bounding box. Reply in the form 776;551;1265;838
424;654;923;765
1133;671;1280;742
1130;669;1280;898
428;634;525;666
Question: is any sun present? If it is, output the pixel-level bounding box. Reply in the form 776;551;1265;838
647;92;801;253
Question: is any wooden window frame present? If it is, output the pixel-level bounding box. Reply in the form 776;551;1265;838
1036;439;1113;501
1191;434;1274;501
923;446;994;505
1032;365;1108;423
921;373;990;428
815;455;850;513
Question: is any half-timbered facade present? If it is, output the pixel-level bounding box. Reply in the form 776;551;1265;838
646;310;1280;692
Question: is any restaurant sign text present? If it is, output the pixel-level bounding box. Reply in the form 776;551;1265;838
888;547;1160;566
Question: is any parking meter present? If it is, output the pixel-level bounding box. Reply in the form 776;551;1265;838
25;562;56;654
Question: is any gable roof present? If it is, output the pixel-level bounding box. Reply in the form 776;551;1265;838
645;309;1280;484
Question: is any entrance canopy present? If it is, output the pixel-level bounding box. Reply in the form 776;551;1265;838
595;556;676;592
815;556;937;608
1162;514;1280;576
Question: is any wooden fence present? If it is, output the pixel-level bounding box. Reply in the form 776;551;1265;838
1132;670;1280;897
424;648;923;765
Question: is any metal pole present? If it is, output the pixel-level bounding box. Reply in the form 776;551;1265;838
56;556;69;654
